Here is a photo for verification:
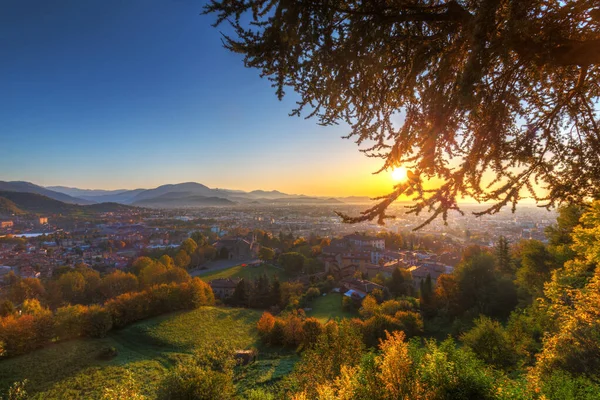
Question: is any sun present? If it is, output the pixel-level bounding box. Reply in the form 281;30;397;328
391;166;408;181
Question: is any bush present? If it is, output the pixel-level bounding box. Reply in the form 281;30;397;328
302;317;323;347
305;287;321;300
461;316;517;370
158;347;235;400
256;312;276;341
55;305;87;340
84;305;113;338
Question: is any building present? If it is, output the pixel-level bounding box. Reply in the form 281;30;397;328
209;278;241;299
38;217;48;225
343;234;385;250
214;237;259;260
340;278;386;300
0;221;14;229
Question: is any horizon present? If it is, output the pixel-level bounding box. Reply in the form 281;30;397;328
0;1;395;197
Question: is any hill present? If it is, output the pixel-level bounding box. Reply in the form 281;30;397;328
129;182;214;203
45;182;364;207
0;197;25;216
0;181;93;205
0;307;296;399
0;191;138;216
132;192;236;208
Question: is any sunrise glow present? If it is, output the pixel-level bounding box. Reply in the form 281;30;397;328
391;166;408;181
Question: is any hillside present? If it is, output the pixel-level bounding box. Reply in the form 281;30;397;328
46;182;362;207
132;192;236;208
0;191;138;215
0;307;296;399
0;197;25;216
0;181;93;205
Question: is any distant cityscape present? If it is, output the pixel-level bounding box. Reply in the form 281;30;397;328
0;180;555;285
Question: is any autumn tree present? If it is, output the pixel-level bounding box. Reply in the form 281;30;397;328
158;255;175;269
132;256;154;275
99;270;139;300
180;238;198;255
258;246;275;262
205;0;600;228
175;250;192;269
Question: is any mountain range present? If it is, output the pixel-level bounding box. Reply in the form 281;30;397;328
0;191;137;216
0;181;373;210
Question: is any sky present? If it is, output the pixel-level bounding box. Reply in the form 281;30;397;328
0;0;397;197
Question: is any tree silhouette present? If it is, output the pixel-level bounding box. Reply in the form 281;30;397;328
205;0;600;228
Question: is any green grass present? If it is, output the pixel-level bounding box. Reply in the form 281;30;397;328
0;307;296;399
306;293;357;323
198;263;291;282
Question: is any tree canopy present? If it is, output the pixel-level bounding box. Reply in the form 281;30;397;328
204;0;600;228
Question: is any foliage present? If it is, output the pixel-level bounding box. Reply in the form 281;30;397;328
461;316;517;370
99;270;139;300
514;240;556;300
454;253;517;319
157;345;235;400
278;252;306;275
101;371;147;400
205;0;600;227
258;246;275;262
0;279;214;358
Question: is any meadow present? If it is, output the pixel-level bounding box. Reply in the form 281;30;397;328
0;307;297;399
306;292;357;322
197;263;291;282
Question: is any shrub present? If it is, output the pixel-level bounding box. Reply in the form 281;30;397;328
305;287;320;300
0;300;15;318
158;346;235;400
256;312;276;341
55;304;87;340
84;305;113;338
461;316;517;370
302;317;323;347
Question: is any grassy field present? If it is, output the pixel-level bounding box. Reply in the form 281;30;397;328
0;307;297;399
306;293;357;323
197;263;291;282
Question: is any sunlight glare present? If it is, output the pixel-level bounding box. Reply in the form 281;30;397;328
392;166;408;181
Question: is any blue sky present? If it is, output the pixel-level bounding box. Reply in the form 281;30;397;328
0;0;394;196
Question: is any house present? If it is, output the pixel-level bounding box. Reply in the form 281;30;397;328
214;238;259;260
0;221;14;229
210;278;241;299
340;278;386;297
407;263;447;288
343;234;385;250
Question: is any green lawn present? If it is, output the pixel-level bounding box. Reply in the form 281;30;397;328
0;307;297;399
306;293;357;323
197;263;291;282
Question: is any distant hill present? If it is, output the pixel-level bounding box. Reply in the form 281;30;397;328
0;181;93;205
129;183;214;204
335;196;374;204
267;197;344;205
42;181;372;208
0;191;138;215
247;190;291;199
132;192;235;208
48;186;147;203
